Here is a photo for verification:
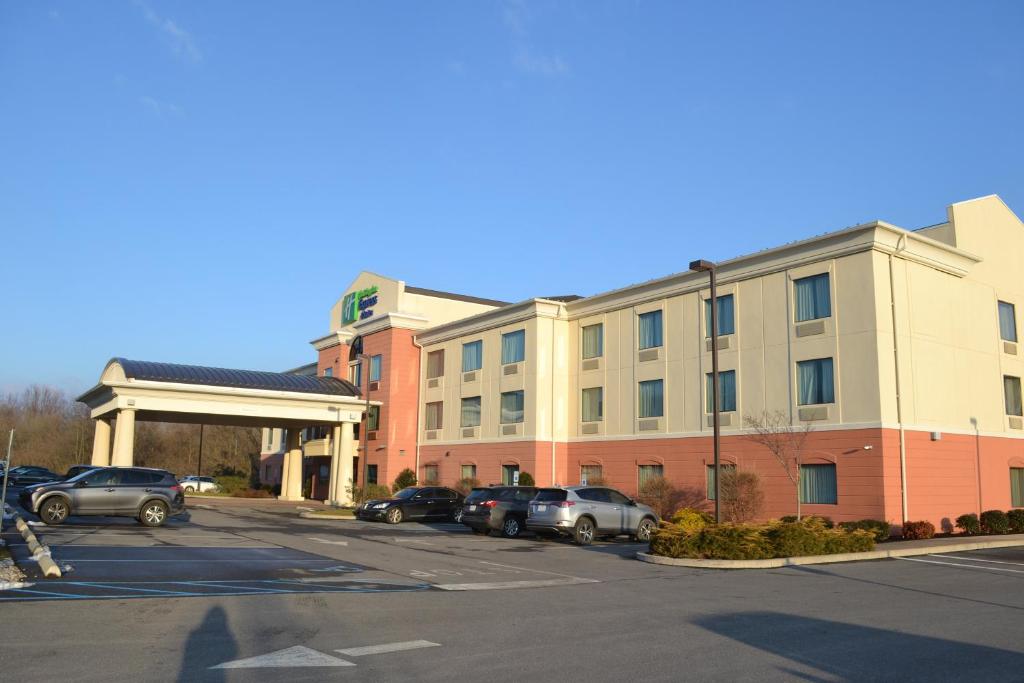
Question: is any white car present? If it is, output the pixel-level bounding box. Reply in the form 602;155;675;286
180;476;220;493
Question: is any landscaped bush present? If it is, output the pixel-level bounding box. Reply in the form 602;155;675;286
454;477;480;495
779;515;834;528
637;476;704;520
669;508;714;534
980;509;1010;535
349;484;392;505
902;520;936;540
1008;509;1024;533
822;528;875;554
518;472;535;487
392;468;417;492
719;470;764;523
214;475;249;494
767;520;826;557
231;488;273;498
955;513;980;535
839;519;892;542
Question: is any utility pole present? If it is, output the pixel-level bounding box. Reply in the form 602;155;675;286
197;424;205;478
690;259;721;524
357;354;372;491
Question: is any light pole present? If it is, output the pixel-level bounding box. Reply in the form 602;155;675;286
690;259;721;524
357;353;372;492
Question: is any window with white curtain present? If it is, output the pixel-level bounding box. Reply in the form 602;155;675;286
582;324;603;359
425;401;443;430
426;350;445;379
500;390;524;424
705;370;737;413
704;295;735;337
581;464;603;484
462;340;483;372
501;330;525;364
461;464;477;480
367;405;380;431
460;396;481;427
582;387;603;422
638;464;664;489
800;464;838;504
638;379;664;418
349;362;362;387
423;464;439;484
794;273;832;322
706;463;736;500
797;358;835;405
369;354;382;381
638;310;663;350
1004;376;1022;416
1011;467;1024;507
999;301;1017;342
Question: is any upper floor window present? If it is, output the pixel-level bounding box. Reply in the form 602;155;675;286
265;430;273;449
705;370;737;413
797;358;835;405
638;379;664;418
369;354;382;382
1004;376;1022;417
999;301;1017;342
425;401;444;430
367;405;380;431
582;324;603;359
502;330;526;364
794;273;831;322
323;367;333;378
426;350;445;379
582;387;603;422
500;390;525;424
461;396;481;427
705;295;735;337
350;362;362;387
462;340;483;372
638;310;663;350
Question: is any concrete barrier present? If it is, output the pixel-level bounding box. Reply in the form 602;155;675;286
4;505;61;578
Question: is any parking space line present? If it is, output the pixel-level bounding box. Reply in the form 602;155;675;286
478;560;589;580
68;582;191;595
896;557;1024;574
435;578;599;591
931;554;1024;567
336;640;440;656
5;588;93;598
50;558;341;563
171;581;294;594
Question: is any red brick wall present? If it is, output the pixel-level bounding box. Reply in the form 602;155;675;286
317;343;349;378
360;327;420;487
419;442;555;487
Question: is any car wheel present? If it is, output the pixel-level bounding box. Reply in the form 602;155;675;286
184;486;195;493
451;508;464;524
635;517;657;543
40;497;70;525
386;507;404;525
140;500;169;527
502;516;522;538
573;517;596;546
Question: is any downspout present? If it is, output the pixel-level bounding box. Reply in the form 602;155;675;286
551;313;558;486
412;335;424;481
888;234;909;526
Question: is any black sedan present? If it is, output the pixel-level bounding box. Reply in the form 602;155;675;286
356;486;465;524
6;466;61;487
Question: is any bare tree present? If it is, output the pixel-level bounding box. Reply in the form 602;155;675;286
743;410;813;520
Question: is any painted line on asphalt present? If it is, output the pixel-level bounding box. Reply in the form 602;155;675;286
307;537;349;546
479;559;591;580
49;558;346;563
336;640;440;656
171;581;295;594
896;557;1024;574
931;554;1024;567
434;578;599;591
68;582;191;595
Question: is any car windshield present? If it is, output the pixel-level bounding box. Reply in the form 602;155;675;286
393;488;419;500
534;488;568;502
64;469;94;482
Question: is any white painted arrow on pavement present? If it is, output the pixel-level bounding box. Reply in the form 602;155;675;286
212;646;354;669
307;536;349;546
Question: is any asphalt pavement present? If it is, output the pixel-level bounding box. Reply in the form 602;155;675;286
1;497;1022;682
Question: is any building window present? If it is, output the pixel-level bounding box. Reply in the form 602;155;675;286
323;367;333;378
706;464;737;500
705;295;735;337
426;350;445;379
462;340;483;372
797;358;835;405
800;464;838;504
705;370;737;413
581;464;603;484
501;330;526;364
502;464;519;485
367;464;378;485
461;464;477;480
582;387;603;422
1011;468;1024;507
500;390;525;424
369;354;382;382
1004;376;1022;417
350;362;362;387
638;464;664;489
638;379;664;418
999;301;1017;342
423;464;439;484
265;430;273;449
638;310;663;350
425;401;443;430
582;324;603;359
794;273;831;322
461;396;481;427
367;405;380;431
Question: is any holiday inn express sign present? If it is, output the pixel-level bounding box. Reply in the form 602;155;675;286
342;285;379;324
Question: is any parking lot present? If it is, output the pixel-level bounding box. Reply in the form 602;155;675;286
2;497;1024;681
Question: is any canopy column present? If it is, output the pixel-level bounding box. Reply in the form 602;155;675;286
91;418;112;467
280;429;304;501
329;422;355;506
110;409;136;467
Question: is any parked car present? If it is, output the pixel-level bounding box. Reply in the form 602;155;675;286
356;486;465;524
526;486;659;546
63;464;97;480
461;485;538;538
19;466;185;527
6;466;61;488
180;475;220;493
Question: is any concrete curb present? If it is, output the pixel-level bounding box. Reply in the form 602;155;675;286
299;511;356;520
4;505;61;578
637;537;1024;569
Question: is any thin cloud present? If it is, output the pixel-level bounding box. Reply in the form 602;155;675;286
514;47;569;78
140;95;183;117
500;1;570;78
134;0;202;64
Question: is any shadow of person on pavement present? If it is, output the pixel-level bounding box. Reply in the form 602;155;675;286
177;605;237;683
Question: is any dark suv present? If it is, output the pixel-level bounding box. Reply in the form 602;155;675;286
20;466;185;527
461;486;538;538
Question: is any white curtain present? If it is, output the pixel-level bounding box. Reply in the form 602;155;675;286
795;273;831;322
705;295;735;336
462;341;483;372
501;391;524;423
502;330;525;364
999;302;1017;342
639;311;663;350
798;358;834;405
638;380;664;418
582;387;603;422
461;396;481;427
582;324;603;359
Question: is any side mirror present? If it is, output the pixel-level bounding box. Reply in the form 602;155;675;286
627;499;637;506
76;480;89;488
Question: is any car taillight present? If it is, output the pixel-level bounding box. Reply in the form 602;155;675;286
552;501;575;508
171;484;183;493
480;500;499;508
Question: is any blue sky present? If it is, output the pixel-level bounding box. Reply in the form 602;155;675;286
1;1;1022;394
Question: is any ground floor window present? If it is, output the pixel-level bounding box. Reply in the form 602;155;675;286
800;463;837;504
638;464;664;489
367;464;378;485
502;464;519;485
423;464;439;484
581;464;603;485
1011;467;1024;507
705;463;736;500
461;464;477;480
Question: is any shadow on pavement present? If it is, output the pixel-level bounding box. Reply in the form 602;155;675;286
178;605;237;682
693;611;1024;682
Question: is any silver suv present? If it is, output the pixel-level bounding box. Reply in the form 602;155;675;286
526;486;658;545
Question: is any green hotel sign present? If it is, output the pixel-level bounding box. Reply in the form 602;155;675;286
342;285;379;324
